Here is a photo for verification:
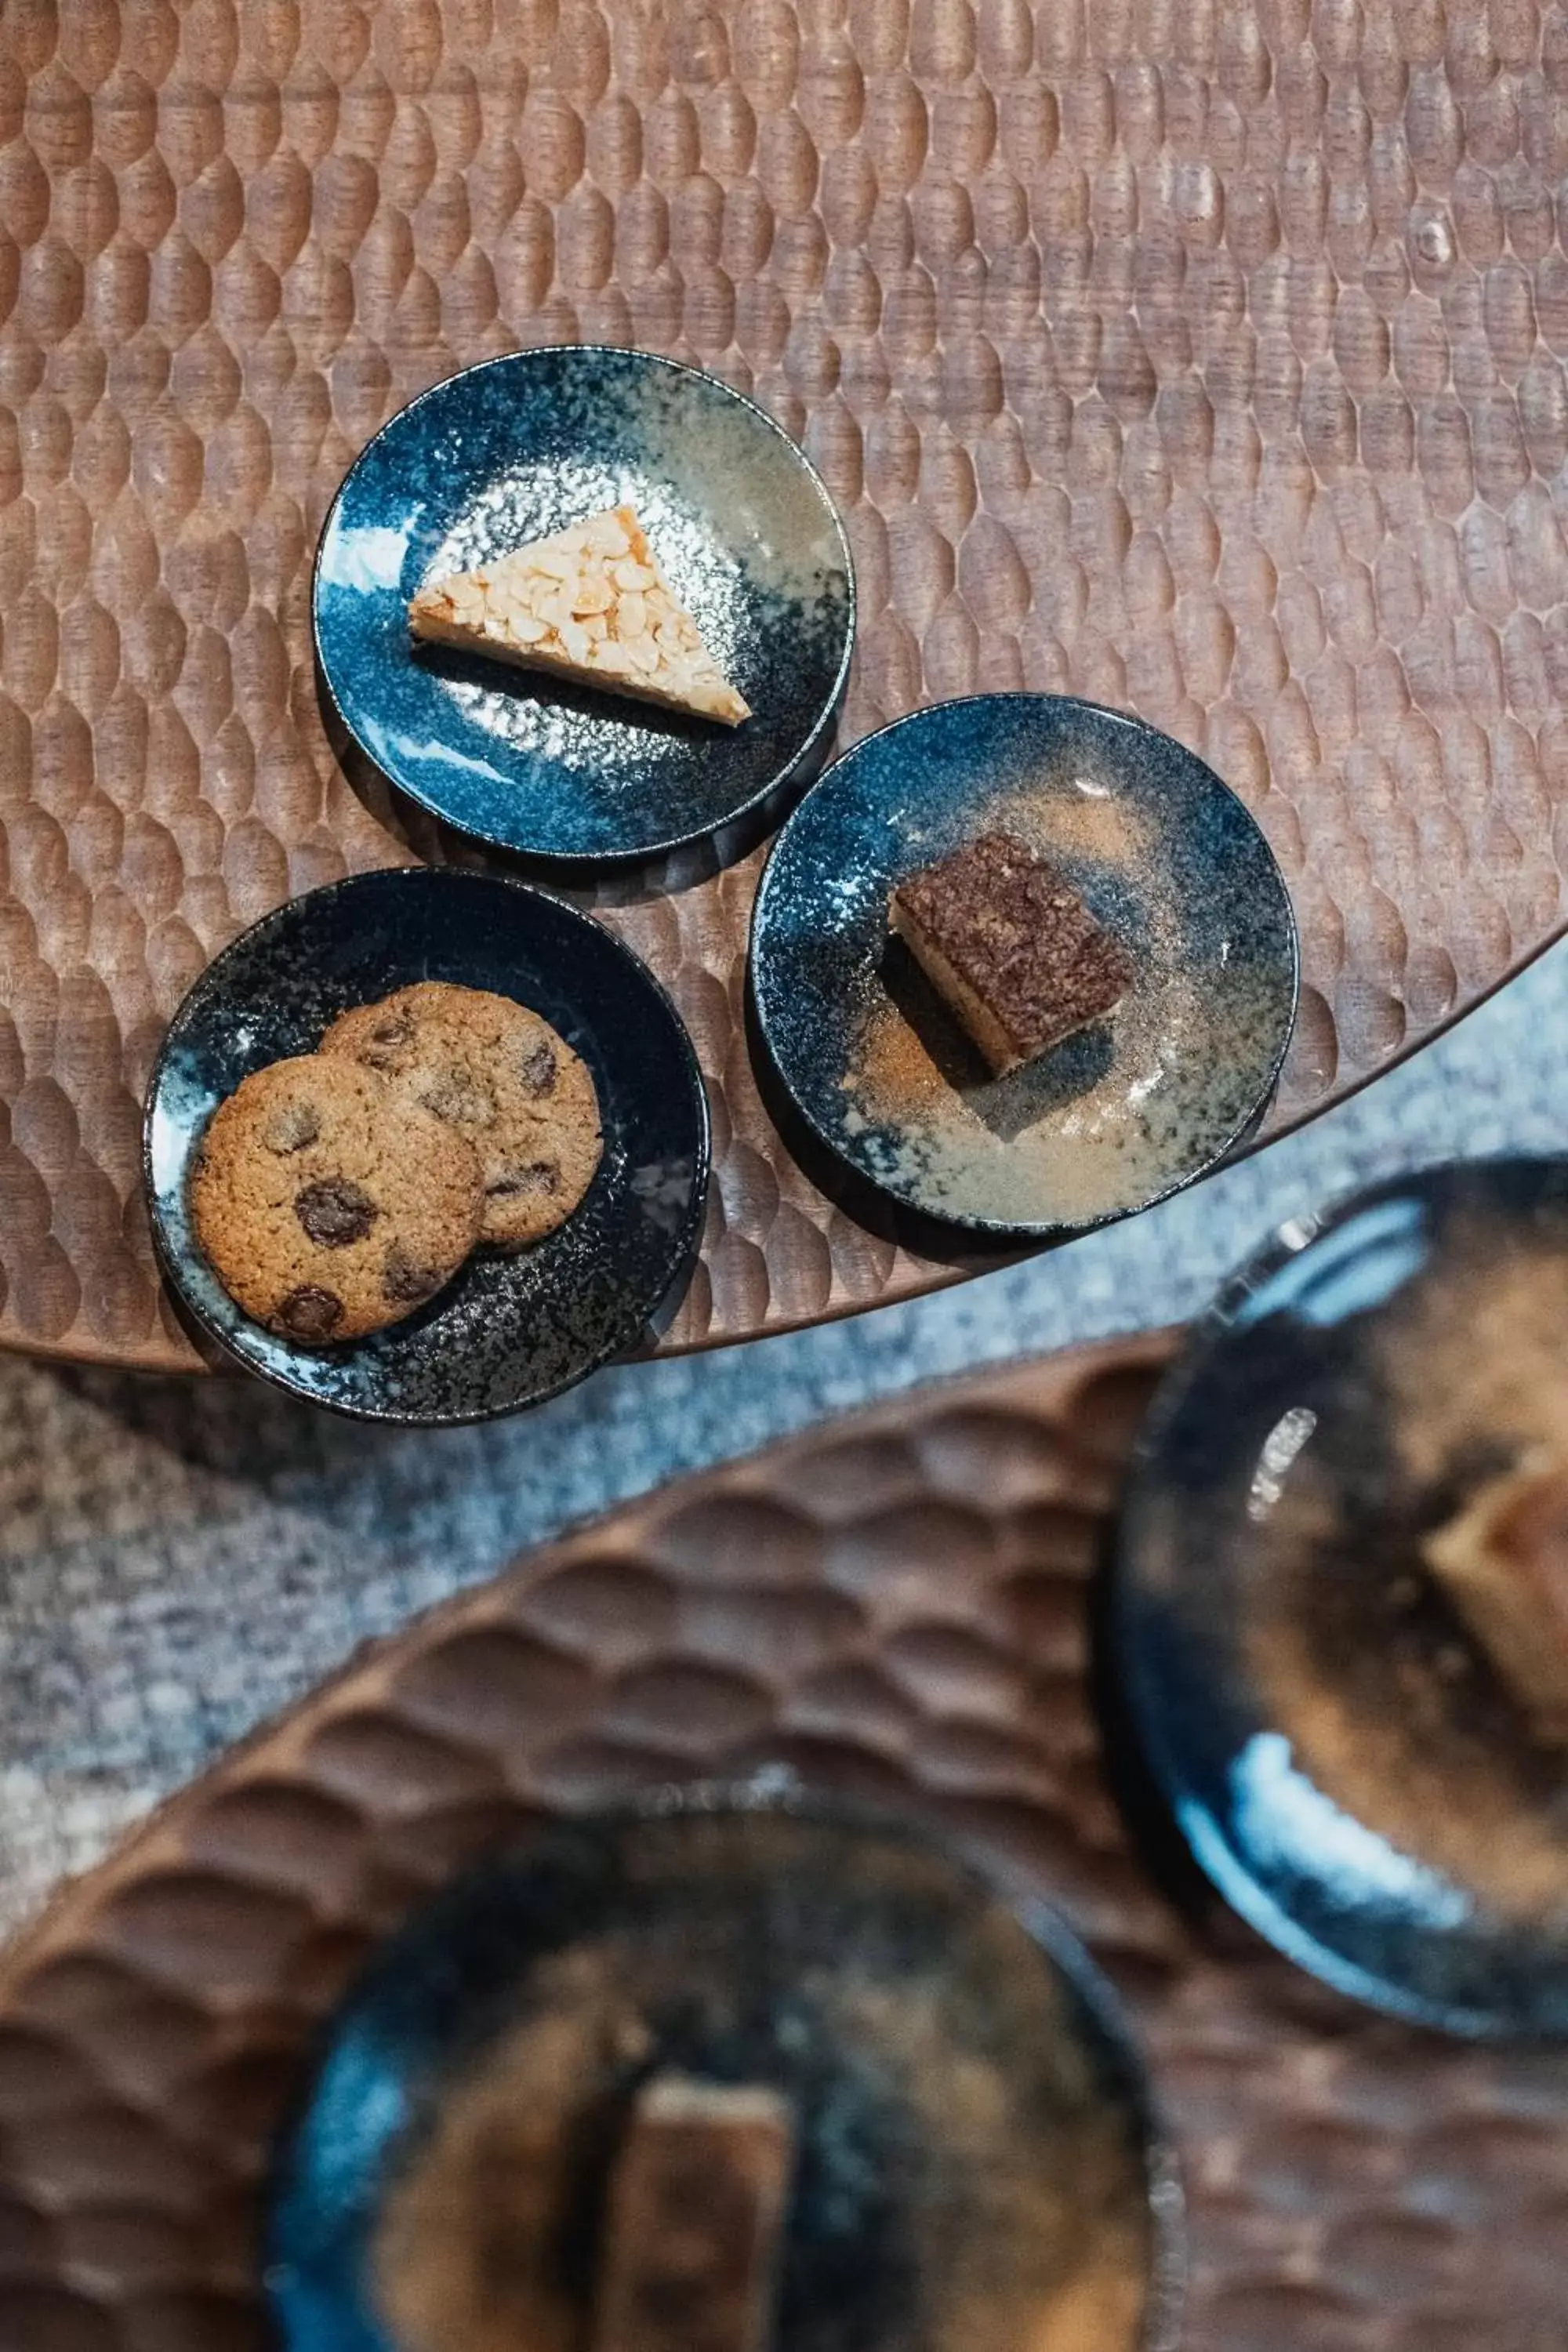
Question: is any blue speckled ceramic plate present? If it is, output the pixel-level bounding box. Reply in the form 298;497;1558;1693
314;347;855;865
750;695;1298;1239
144;869;709;1425
265;1791;1184;2352
1116;1158;1568;2038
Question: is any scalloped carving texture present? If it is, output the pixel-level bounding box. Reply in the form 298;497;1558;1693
0;1334;1565;2350
2;1;1568;1366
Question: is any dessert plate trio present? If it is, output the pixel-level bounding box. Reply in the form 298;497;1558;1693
146;343;1301;1423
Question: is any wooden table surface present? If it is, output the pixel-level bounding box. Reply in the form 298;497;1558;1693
1;0;1565;1370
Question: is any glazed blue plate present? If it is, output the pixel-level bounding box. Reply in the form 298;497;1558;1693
314;347;855;865
1116;1158;1568;2038
265;1792;1184;2352
144;869;709;1425
750;695;1298;1239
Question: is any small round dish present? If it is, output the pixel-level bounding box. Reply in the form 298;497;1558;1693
314;347;855;865
266;1791;1183;2352
144;868;710;1424
750;695;1298;1239
1116;1157;1568;2038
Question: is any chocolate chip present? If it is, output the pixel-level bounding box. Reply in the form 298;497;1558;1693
519;1040;557;1096
295;1176;378;1246
383;1244;443;1305
274;1284;343;1339
361;1010;413;1069
487;1160;559;1197
420;1067;495;1127
262;1099;320;1155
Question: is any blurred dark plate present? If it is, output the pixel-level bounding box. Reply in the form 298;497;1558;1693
144;868;709;1425
314;347;855;865
266;1791;1183;2352
750;695;1298;1240
1116;1157;1568;2038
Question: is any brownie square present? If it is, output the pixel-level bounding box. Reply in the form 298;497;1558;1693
891;830;1134;1075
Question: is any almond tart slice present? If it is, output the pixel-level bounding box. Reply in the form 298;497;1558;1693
408;504;750;727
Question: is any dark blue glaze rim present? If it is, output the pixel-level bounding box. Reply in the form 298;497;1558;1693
1115;1153;1568;2040
312;345;857;868
141;868;711;1428
750;692;1301;1242
263;1780;1187;2352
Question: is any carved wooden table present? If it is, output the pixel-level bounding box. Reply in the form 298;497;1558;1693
3;1334;1565;2351
2;1;1566;1370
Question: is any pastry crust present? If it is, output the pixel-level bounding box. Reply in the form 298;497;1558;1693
408;505;750;726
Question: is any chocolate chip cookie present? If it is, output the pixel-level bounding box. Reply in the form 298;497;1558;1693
191;1056;485;1342
321;983;603;1250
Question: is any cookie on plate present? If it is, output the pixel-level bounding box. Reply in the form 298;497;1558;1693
191;1055;484;1343
320;982;604;1250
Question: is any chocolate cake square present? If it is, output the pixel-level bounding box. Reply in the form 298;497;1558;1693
593;2078;793;2352
890;830;1134;1075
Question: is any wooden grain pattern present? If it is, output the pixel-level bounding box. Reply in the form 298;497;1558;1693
2;0;1567;1368
2;1331;1566;2352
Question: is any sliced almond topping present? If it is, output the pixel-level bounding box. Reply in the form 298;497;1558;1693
612;557;658;592
409;507;750;725
587;510;631;557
